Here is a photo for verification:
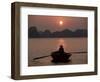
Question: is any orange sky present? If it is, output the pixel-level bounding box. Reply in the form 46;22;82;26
28;15;87;32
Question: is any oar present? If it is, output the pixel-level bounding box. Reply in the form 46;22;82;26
70;51;87;54
33;51;87;60
33;55;51;60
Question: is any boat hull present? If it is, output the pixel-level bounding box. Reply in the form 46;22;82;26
51;51;72;63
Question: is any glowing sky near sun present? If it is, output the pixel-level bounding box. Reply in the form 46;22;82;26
59;20;63;26
28;15;87;32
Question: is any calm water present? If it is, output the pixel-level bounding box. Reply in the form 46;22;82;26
28;38;87;66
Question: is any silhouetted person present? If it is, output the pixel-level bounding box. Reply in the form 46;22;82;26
51;45;71;62
59;45;64;53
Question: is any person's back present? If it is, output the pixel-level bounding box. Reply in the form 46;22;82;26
59;45;64;53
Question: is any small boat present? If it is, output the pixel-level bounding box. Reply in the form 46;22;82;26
33;45;72;63
51;45;72;63
51;51;71;63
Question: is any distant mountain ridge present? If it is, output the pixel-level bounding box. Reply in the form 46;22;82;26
28;26;87;38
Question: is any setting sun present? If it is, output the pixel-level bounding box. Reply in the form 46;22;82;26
59;20;63;26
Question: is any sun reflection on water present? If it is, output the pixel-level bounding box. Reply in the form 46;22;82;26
57;38;66;49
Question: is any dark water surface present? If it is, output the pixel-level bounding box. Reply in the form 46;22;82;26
28;38;87;66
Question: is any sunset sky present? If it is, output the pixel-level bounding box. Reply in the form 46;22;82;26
28;15;87;32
